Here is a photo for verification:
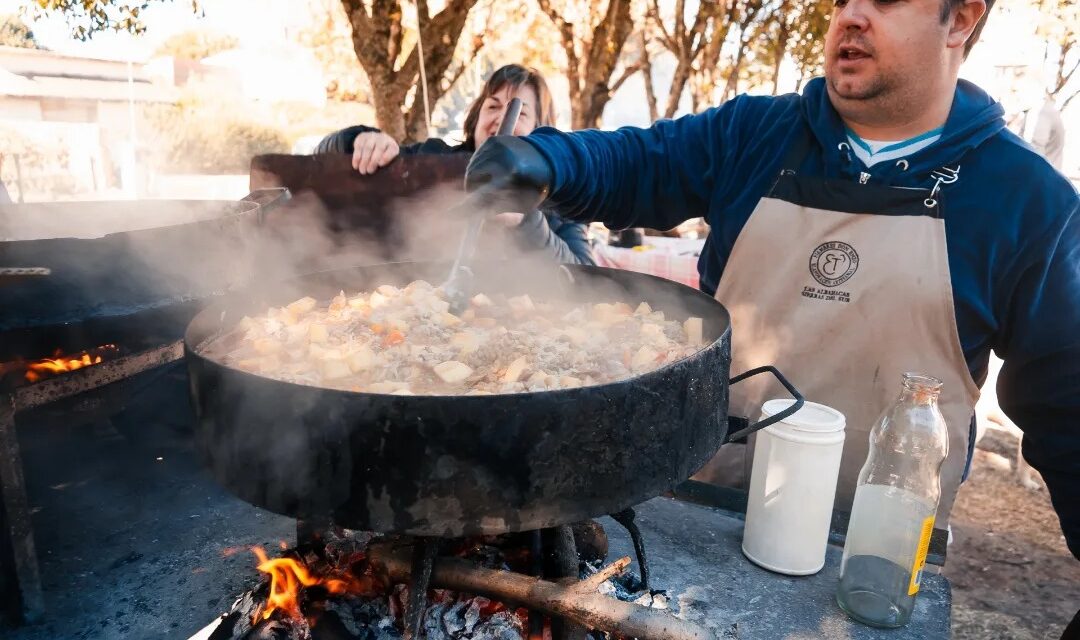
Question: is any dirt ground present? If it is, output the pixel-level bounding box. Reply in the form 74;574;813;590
946;428;1080;639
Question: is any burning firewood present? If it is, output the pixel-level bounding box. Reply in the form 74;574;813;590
368;542;716;640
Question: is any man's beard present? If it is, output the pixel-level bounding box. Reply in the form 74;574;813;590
826;68;891;102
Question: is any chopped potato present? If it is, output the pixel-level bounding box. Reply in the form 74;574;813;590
347;346;377;372
278;308;300;326
562;327;588;346
252;338;281;355
308;324;329;344
526;370;550;388
508;295;535;312
367;381;410;394
635;302;652;315
287;297;317;315
684;317;704;346
471;293;493;307
640;323;667;344
503;357;528;383
559;375;583;389
631;346;660;371
368;291;390;309
318;357;351;380
433;361;473;384
451;331;483;355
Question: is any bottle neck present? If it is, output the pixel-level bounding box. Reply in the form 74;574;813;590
899;374;943;406
898;387;941;406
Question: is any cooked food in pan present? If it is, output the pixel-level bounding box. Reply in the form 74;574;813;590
200;280;705;395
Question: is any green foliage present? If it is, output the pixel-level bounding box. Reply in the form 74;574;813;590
25;0;200;40
141;103;290;174
0;127;79;200
0;13;41;48
154;28;238;61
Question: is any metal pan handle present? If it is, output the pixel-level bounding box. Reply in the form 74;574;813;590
723;365;805;444
242;187;291;224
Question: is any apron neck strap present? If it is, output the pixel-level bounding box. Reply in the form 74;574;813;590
777;122;964;212
780;125;817;174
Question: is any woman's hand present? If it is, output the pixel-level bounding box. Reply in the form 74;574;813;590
352;132;400;174
493;212;526;228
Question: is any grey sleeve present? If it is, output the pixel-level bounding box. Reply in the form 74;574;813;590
514;211;595;266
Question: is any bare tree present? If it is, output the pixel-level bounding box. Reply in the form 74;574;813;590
342;0;486;142
1036;0;1079;109
687;0;766;109
646;0;737;118
536;0;639;129
638;31;660;122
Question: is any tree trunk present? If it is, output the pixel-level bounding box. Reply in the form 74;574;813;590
640;33;659;122
370;78;409;141
341;0;479;142
721;41;748;103
539;0;635;130
772;28;788;94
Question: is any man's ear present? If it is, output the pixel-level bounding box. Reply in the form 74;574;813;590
947;0;987;52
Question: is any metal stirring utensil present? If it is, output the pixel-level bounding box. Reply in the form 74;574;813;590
442;97;523;312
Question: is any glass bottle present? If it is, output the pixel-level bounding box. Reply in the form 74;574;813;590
836;373;949;628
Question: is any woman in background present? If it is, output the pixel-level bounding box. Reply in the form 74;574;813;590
316;64;594;265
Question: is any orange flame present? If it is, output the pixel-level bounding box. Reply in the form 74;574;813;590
24;345;118;383
251;547;368;623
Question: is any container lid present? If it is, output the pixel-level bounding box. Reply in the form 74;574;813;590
761;399;846;433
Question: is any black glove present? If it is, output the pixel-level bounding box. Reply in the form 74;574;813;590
464;135;553;215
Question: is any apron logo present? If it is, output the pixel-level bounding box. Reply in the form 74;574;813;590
810;241;859;287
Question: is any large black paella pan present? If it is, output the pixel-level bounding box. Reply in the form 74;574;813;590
184;261;801;536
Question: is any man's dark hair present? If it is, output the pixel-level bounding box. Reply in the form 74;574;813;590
942;0;995;57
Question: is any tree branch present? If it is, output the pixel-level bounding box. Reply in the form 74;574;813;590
609;62;643;94
1055;56;1078;96
649;0;676;52
1063;87;1080;110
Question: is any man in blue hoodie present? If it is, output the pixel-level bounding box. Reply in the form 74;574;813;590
464;0;1080;564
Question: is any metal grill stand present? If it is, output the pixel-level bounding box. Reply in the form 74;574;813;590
0;341;183;625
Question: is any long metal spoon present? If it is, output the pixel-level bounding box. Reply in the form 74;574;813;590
442;97;523;312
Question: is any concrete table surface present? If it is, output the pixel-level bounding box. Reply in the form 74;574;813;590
605;497;951;639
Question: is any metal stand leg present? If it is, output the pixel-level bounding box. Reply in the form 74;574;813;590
404;538;439;640
611;508;650;591
295;517;331;551
0;395;44;624
549;526;588;640
528;530;545;640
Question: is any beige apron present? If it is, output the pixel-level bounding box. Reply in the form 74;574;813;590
694;130;980;526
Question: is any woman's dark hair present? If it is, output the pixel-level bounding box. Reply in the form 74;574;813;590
461;64;556;150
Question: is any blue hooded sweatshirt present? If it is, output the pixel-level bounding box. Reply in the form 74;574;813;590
524;78;1080;558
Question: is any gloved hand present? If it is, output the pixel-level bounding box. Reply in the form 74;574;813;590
464;135;553;215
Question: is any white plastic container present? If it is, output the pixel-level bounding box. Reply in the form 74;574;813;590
741;399;846;575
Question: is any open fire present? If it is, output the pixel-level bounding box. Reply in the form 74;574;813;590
24;345;119;382
208;526;687;640
12;344;120;383
251;545;375;623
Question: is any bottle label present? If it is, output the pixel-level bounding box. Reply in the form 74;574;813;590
908;516;935;595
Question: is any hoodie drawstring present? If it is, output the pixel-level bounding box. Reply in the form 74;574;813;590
838;142;854;166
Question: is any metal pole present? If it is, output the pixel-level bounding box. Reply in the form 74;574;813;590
415;2;432;138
